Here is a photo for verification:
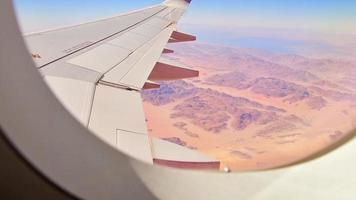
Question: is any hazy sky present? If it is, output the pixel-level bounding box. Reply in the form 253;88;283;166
14;0;356;58
15;0;356;34
189;0;356;34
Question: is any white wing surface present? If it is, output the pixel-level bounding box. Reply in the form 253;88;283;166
25;0;220;167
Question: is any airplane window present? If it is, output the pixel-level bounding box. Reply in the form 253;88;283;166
15;0;356;172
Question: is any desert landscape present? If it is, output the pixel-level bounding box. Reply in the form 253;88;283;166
142;42;356;171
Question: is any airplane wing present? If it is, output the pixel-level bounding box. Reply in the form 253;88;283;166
24;0;220;168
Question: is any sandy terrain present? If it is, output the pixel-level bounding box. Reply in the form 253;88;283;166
142;42;356;171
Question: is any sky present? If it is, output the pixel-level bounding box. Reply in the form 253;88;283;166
14;0;356;58
191;0;356;34
15;0;356;34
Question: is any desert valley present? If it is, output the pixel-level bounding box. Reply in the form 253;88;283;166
142;42;356;171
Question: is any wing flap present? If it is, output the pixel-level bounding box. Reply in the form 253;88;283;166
88;84;153;164
118;27;174;89
88;84;148;135
100;43;152;87
44;76;96;126
103;27;174;89
151;138;220;170
116;130;153;164
41;62;102;83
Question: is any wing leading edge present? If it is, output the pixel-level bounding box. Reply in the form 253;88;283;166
26;0;220;170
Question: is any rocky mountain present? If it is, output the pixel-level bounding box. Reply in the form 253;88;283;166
206;71;251;90
141;80;199;106
250;77;308;98
143;80;302;133
142;42;356;171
